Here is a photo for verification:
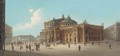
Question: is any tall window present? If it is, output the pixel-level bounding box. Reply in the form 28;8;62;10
70;38;71;42
74;37;76;42
66;38;68;42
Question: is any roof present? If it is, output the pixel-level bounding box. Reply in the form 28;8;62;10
61;15;77;24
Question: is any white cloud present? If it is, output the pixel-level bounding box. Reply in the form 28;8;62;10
14;9;43;30
28;9;33;13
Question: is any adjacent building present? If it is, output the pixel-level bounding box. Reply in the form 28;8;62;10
104;22;120;41
0;0;5;50
13;35;36;42
5;24;12;44
40;14;104;44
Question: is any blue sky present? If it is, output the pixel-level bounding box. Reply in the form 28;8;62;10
6;0;120;37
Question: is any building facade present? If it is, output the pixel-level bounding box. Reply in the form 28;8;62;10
13;35;36;42
0;0;5;50
104;22;120;41
5;24;12;44
40;15;104;44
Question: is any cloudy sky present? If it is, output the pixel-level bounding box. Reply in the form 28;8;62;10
6;0;120;37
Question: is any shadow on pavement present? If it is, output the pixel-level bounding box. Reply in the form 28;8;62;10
0;50;48;56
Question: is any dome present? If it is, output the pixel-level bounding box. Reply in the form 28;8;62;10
61;15;77;24
61;15;77;27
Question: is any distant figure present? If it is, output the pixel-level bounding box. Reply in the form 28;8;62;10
35;44;37;51
12;45;14;51
32;49;34;51
20;45;23;50
84;42;87;46
68;44;70;48
109;44;112;49
78;45;81;51
38;44;40;51
35;44;39;51
26;44;28;51
29;44;31;52
92;41;94;45
11;44;14;51
11;43;13;46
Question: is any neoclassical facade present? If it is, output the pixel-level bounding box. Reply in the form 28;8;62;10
40;14;104;44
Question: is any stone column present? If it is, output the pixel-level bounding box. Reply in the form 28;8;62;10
77;28;78;43
54;28;56;42
75;28;78;43
100;28;102;41
100;26;104;40
83;25;85;44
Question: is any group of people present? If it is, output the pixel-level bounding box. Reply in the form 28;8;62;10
67;41;112;52
25;44;31;52
11;41;112;52
11;42;41;52
35;43;40;51
91;41;112;49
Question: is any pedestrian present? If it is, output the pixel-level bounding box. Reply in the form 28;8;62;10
92;41;94;45
29;44;31;52
11;43;14;51
12;45;14;51
38;44;40;51
26;44;28;51
68;44;70;48
84;42;87;46
35;44;38;51
109;44;112;49
78;45;81;51
20;45;23;50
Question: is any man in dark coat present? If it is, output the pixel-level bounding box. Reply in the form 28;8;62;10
78;45;81;51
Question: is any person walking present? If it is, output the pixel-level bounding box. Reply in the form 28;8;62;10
92;41;94;45
84;42;87;46
35;44;38;51
26;44;28;51
29;44;31;52
38;44;40;51
12;45;14;51
78;45;81;51
11;43;14;51
109;44;112;49
20;45;23;50
68;44;70;48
